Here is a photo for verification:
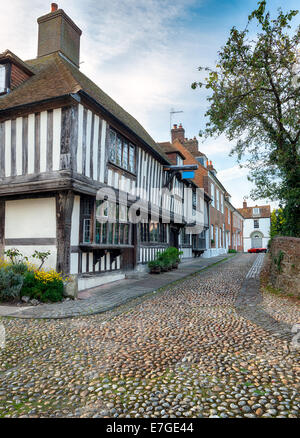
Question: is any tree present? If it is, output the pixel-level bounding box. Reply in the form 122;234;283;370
270;208;285;238
192;0;300;237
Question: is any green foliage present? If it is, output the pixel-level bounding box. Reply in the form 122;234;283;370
10;262;28;275
228;249;237;253
273;250;284;273
193;1;300;237
4;248;27;264
270;208;285;238
148;260;162;270
21;271;63;303
32;250;51;271
148;247;182;272
0;267;23;302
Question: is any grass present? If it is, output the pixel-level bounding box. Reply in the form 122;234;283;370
263;284;300;301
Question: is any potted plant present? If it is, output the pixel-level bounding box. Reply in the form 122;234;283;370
160;257;171;272
148;259;161;274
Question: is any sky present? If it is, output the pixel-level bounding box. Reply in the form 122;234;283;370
1;0;299;209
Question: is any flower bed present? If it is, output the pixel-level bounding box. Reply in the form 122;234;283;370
0;249;67;303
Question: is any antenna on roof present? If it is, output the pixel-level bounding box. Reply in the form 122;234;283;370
170;108;183;140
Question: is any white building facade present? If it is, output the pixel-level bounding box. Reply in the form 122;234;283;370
238;202;271;252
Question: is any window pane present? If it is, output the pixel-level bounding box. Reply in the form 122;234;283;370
129;145;135;173
109;130;116;162
122;141;128;170
83;219;91;243
0;65;6;93
108;223;113;244
101;223;107;243
125;225;129;244
116;136;122;166
114;224;119;244
95;222;100;244
120;224;124;244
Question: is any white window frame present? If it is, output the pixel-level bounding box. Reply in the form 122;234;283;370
211;183;215;208
0;65;6;94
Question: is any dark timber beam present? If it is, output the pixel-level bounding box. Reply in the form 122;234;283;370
56;190;74;275
0;200;5;257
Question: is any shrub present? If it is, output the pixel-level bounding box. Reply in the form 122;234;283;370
148;260;161;268
0;267;23;302
10;262;29;275
21;271;64;303
228;249;237;253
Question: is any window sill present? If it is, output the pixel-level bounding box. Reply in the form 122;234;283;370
79;243;134;249
108;161;136;178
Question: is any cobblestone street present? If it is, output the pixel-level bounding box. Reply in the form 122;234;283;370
0;254;299;418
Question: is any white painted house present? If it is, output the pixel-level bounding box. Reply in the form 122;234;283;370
238;202;271;252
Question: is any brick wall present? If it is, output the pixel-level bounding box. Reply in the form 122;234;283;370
11;64;30;89
269;236;300;296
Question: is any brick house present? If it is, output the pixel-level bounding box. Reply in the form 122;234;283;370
170;124;229;256
160;124;244;257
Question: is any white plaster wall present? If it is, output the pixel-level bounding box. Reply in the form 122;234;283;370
71;196;80;246
202;247;227;258
5;198;56;238
243;217;270;239
180;247;192;259
78;272;125;291
5;245;57;270
70;253;79;275
243;217;270;250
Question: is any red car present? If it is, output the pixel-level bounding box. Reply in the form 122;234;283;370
248;248;267;253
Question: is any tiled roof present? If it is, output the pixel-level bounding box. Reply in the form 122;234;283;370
0;52;169;163
0;50;34;75
158;141;186;159
237;205;271;219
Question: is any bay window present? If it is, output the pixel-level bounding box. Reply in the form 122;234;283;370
140;222;169;243
109;129;136;173
82;197;132;246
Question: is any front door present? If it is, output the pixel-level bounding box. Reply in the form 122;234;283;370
251;234;262;248
170;227;179;248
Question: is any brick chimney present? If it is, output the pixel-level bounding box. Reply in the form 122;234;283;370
183;136;199;156
37;4;82;67
171;123;185;143
243;200;247;208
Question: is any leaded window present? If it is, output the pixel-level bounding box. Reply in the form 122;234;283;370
140;222;169;243
109;128;136;173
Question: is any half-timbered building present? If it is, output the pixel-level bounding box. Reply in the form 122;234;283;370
0;5;200;290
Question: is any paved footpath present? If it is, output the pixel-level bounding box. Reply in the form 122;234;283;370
0;254;231;319
0;253;299;418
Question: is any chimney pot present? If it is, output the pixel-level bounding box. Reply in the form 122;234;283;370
243;200;247;208
51;3;58;12
173;124;177;129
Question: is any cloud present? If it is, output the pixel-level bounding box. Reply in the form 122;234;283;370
218;165;249;183
0;0;279;210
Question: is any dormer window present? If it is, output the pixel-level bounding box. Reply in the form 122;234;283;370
0;64;8;95
253;207;260;216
